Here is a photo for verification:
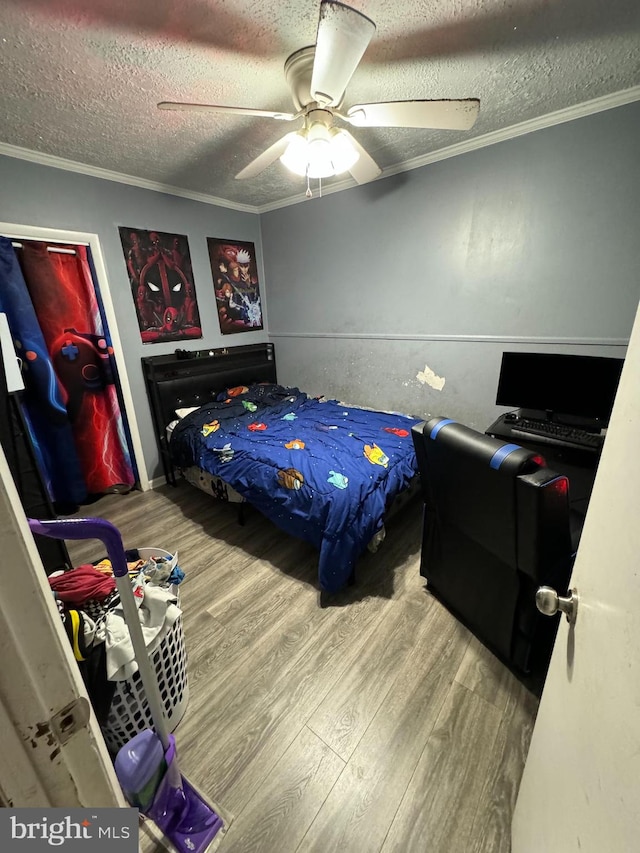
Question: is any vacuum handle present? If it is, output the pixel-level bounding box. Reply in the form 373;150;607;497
28;517;129;578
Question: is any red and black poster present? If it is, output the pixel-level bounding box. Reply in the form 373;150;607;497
119;227;202;343
207;238;264;335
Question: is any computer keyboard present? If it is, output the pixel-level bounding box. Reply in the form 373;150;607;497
510;417;604;449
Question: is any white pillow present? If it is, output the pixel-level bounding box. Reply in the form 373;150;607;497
166;419;179;441
175;406;200;419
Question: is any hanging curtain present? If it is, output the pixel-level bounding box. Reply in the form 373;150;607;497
0;236;86;507
84;245;138;484
18;241;135;495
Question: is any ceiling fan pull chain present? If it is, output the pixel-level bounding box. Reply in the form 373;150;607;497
305;170;312;199
319;176;323;198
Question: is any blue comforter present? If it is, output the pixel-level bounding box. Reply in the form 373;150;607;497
171;384;420;592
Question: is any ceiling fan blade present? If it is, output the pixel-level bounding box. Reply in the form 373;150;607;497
345;99;480;131
310;1;376;107
158;102;296;121
339;130;381;185
235;132;299;180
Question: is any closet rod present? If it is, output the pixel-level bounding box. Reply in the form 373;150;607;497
11;242;77;256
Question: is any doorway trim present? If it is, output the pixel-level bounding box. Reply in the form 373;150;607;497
0;221;149;490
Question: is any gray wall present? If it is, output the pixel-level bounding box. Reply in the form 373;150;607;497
261;101;640;431
2;100;638;485
0;157;266;480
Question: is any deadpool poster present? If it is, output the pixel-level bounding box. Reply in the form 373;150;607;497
208;238;264;335
118;227;202;344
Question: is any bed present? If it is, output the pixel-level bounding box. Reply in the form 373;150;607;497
142;344;420;593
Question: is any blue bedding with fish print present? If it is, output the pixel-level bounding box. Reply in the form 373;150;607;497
170;383;420;593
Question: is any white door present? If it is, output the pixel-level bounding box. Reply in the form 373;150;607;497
512;301;640;852
0;444;126;809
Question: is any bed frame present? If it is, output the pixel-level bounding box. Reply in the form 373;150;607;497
142;341;420;594
141;342;277;485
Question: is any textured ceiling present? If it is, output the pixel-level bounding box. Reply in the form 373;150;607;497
0;0;639;211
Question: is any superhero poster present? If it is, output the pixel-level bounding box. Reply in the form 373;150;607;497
118;227;202;344
207;238;264;335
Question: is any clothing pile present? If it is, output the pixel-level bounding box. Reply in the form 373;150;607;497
49;548;184;725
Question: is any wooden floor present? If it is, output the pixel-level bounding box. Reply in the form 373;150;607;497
66;482;539;853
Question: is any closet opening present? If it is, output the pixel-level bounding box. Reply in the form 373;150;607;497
0;225;148;571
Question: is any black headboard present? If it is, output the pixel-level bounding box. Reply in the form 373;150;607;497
142;342;277;484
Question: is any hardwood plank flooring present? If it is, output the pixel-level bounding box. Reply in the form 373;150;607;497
220;726;344;853
298;606;470;853
64;482;539;853
307;596;437;761
455;637;521;713
469;679;540;853
379;682;502;853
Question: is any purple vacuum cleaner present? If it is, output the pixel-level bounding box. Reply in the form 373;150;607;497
29;516;225;853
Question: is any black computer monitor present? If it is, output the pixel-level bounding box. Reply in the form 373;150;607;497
496;352;624;426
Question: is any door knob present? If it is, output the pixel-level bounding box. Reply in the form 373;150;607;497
536;586;579;625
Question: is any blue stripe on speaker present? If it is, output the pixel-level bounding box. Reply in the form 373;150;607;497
430;418;456;440
489;443;522;469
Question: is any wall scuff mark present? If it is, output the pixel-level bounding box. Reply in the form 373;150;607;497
416;364;445;391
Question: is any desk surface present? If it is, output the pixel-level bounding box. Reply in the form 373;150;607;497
486;414;600;517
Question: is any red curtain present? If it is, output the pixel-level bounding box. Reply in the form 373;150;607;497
19;242;135;494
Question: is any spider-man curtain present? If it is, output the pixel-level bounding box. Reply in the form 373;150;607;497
0;236;86;507
19;240;135;496
0;236;135;504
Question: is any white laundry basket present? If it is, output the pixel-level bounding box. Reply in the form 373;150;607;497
101;548;189;753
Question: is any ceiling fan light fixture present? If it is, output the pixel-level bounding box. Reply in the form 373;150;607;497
279;132;310;176
306;137;335;178
280;124;359;180
280;128;336;178
329;128;359;174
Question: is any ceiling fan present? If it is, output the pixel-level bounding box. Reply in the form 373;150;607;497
158;0;480;187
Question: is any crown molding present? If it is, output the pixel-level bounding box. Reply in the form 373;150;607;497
269;331;629;347
0;141;258;214
1;85;639;216
257;84;640;213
